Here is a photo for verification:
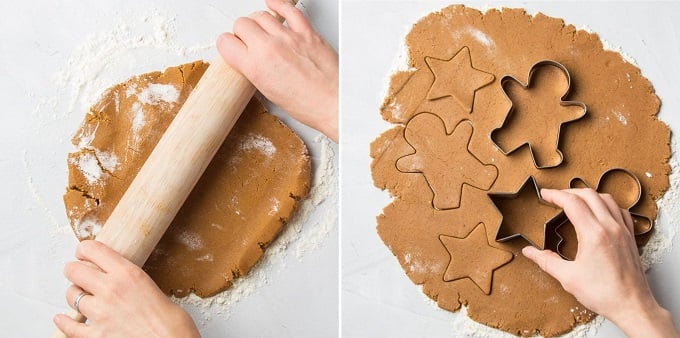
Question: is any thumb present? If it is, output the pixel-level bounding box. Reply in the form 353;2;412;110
522;246;570;282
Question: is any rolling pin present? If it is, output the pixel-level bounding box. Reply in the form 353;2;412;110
53;2;297;337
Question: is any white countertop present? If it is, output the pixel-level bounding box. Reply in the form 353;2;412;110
0;1;338;337
341;1;680;337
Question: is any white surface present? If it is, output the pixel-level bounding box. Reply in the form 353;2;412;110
341;1;680;337
0;0;338;337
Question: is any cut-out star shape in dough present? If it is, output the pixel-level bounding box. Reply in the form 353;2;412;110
396;113;498;210
491;61;586;168
489;176;563;249
425;46;495;113
439;223;513;295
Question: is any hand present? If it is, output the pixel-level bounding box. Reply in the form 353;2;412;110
53;240;199;338
522;188;678;338
217;0;338;142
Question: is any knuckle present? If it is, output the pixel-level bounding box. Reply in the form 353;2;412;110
233;17;251;35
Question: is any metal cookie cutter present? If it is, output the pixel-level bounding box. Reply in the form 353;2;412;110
488;176;564;250
490;60;587;169
554;168;655;260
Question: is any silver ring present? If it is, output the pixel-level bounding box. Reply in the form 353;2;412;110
73;291;89;313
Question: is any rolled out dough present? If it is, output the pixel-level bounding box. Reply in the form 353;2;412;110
371;5;671;337
64;61;311;297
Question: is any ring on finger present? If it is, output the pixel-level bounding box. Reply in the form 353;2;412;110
73;291;90;313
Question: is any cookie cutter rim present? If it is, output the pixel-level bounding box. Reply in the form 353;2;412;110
553;168;655;260
488;175;564;250
396;112;499;211
490;60;588;169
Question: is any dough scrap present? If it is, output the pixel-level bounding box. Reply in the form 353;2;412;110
64;61;311;298
371;5;670;337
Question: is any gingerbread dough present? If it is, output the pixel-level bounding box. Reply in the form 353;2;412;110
371;5;670;337
64;61;311;297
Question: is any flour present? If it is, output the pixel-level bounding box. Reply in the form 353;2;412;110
241;133;277;157
137;83;180;105
177;230;204;251
641;139;679;269
74;152;103;184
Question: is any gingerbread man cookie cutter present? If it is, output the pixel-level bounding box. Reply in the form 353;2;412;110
490;60;587;169
552;168;655;260
488;176;564;250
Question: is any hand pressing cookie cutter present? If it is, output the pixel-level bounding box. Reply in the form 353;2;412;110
488;176;565;250
490;60;587;169
553;168;655;260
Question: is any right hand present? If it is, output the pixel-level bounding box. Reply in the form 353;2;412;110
522;188;679;338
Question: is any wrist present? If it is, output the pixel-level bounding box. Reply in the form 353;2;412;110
610;294;678;338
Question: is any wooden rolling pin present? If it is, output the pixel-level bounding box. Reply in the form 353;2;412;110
53;2;297;337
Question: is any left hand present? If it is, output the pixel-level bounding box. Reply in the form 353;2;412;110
54;240;199;338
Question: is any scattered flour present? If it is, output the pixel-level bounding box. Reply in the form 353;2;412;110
177;230;204;251
467;27;494;47
75;152;103;184
137;83;180;105
268;197;280;216
612;110;628;125
131;102;145;136
241;133;277;157
74;217;103;238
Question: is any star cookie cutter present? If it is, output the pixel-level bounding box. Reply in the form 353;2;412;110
490;60;587;169
488;176;564;250
553;168;655;259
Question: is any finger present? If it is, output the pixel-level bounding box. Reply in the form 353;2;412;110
65;285;97;317
216;33;249;72
599;193;626;228
250;10;288;36
540;189;598;235
265;0;312;34
64;260;106;295
564;189;615;223
54;314;90;338
621;208;635;235
76;240;133;274
522;246;570;281
232;16;269;47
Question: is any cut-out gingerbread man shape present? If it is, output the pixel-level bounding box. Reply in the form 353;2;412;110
425;46;495;113
491;61;586;169
439;223;514;295
489;176;564;250
397;113;498;210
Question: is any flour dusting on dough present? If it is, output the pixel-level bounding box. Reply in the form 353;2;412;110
612;110;628;125
268;197;280;216
96;150;119;172
177;230;204;251
75;217;103;238
75;152;103;184
138;83;179;105
131;102;145;136
464;26;494;47
241;133;277;157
